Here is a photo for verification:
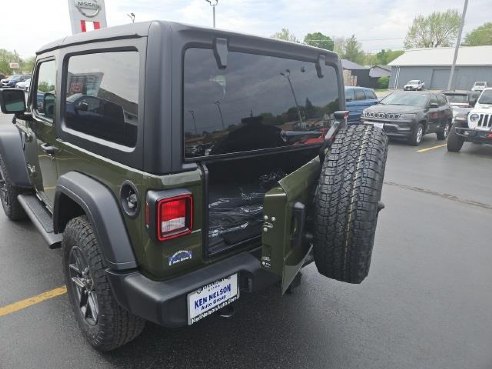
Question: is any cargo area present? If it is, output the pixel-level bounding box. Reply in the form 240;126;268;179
204;148;318;256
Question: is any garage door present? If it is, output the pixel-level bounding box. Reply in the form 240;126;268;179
430;69;451;89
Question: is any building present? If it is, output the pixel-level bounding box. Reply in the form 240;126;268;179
342;60;391;89
388;46;492;90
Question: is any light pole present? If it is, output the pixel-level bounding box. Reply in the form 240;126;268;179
205;0;218;28
280;69;303;125
214;100;225;129
447;0;468;91
188;110;197;134
127;13;135;23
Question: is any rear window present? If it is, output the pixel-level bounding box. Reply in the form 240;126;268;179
445;94;468;104
478;90;492;105
183;48;340;159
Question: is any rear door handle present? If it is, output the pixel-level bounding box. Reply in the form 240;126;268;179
40;143;58;156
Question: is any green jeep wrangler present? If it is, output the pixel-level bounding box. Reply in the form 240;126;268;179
0;21;388;351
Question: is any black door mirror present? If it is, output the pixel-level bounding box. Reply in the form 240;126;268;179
0;88;26;114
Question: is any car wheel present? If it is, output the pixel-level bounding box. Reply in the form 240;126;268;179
446;124;465;152
436;122;451;140
63;216;145;351
409;123;424;146
0;155;27;221
314;125;388;283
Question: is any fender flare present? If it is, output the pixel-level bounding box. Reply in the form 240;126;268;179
0;125;31;188
54;171;137;270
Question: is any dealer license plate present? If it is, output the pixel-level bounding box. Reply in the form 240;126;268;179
373;122;384;129
187;274;239;325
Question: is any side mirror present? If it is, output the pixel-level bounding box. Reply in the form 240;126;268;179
43;92;56;119
0;88;26;114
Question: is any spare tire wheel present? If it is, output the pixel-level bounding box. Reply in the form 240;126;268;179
314;125;388;284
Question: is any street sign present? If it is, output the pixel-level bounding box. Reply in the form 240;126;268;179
68;0;107;34
9;63;20;69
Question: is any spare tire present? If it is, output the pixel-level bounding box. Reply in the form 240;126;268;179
313;125;388;284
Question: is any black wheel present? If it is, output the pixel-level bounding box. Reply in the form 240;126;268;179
408;123;424;146
314;125;388;284
0;155;27;220
446;124;465;152
436;122;451;140
63;216;145;351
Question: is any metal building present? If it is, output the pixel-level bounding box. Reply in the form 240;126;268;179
388;46;492;90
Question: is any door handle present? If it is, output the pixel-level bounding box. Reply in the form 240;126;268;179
40;143;58;156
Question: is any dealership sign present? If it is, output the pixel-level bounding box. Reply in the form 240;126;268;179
68;0;107;34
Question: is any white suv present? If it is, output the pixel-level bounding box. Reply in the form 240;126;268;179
471;81;488;92
403;80;425;91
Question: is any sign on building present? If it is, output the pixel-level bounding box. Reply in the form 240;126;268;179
9;62;20;70
68;0;107;34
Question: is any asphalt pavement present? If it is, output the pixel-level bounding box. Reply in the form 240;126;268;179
1;113;491;369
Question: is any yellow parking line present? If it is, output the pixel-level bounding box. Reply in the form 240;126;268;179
0;286;67;317
417;144;447;153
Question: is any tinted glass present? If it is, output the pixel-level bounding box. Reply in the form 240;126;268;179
445;94;468;104
437;95;447;106
478;90;492;105
380;92;428;107
345;88;355;101
34;60;56;121
64;51;139;147
355;90;365;101
184;48;340;158
365;90;377;100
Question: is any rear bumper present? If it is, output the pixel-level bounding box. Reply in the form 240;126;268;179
106;251;278;327
455;127;492;143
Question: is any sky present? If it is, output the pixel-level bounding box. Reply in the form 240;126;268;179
1;0;491;58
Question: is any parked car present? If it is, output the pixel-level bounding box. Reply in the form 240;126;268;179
15;78;31;91
442;90;479;119
447;88;492;152
471;81;488;92
362;91;452;145
403;80;425;91
0;73;6;81
1;74;30;88
0;21;388;352
345;86;379;123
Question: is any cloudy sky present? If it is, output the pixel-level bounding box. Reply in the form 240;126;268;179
1;0;491;58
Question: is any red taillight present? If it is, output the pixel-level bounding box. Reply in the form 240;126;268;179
157;195;193;241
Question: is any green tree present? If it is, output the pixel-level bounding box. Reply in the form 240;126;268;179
404;10;461;48
271;28;299;43
303;32;334;51
375;49;404;65
463;22;492;46
342;35;365;64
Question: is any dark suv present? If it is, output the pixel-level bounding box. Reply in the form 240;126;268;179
0;21;388;351
361;91;453;145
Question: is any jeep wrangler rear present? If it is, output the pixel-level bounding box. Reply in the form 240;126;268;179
0;21;388;351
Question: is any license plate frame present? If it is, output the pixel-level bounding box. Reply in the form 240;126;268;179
187;274;239;325
373;122;384;129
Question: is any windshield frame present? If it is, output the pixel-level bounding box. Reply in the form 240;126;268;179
477;90;492;105
379;92;429;107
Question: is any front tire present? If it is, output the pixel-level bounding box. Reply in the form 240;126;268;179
314;125;388;284
63;216;145;351
446;124;465;152
0;155;27;220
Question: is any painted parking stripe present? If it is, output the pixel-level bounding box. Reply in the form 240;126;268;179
0;286;67;317
417;144;447;153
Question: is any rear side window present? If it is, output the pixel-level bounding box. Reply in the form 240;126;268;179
183;48;340;158
34;60;56;121
64;51;139;147
365;90;377;100
354;90;365;101
345;88;355;101
437;95;447;106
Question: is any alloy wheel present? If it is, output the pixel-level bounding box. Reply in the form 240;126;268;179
416;126;423;144
68;246;99;326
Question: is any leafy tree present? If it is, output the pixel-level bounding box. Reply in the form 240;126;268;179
463;22;492;46
377;76;389;89
303;32;334;51
404;10;461;48
375;49;404;65
271;28;299;43
0;49;35;75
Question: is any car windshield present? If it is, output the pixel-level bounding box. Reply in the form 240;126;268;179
445;94;468;104
408;80;419;84
380;92;428;107
477;90;492;105
475;82;486;86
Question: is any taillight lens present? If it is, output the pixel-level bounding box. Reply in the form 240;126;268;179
157;195;193;241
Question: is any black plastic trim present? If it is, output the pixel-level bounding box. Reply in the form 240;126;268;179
106;251;278;327
54;171;137;270
0;125;32;188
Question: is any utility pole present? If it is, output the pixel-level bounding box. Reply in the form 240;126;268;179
447;0;468;90
205;0;218;28
280;69;303;125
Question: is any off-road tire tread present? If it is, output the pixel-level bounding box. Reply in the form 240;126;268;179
63;216;145;351
446;124;465;152
0;155;27;220
314;125;388;284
